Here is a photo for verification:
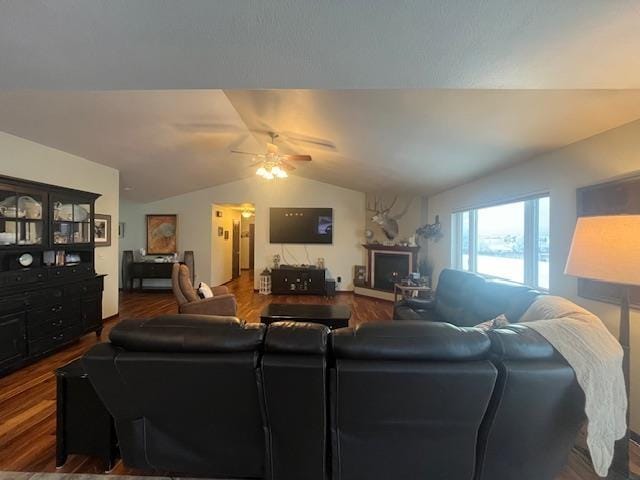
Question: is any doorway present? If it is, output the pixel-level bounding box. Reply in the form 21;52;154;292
210;203;255;286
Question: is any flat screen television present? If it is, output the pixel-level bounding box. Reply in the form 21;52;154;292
270;208;333;244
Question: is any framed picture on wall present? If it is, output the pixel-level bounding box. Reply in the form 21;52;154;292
218;226;224;237
224;230;229;240
146;214;177;254
94;214;111;247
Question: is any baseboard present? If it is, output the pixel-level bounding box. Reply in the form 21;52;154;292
631;429;640;445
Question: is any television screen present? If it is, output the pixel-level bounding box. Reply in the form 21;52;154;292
270;208;333;244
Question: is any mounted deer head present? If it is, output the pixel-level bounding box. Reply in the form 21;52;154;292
367;195;412;240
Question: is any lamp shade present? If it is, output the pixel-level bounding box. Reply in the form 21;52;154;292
565;215;640;286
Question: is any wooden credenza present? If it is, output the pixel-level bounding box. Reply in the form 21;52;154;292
0;272;104;377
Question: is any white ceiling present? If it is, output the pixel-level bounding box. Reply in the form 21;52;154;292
1;89;640;201
1;1;639;90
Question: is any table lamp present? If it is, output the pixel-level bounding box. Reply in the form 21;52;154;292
565;214;640;480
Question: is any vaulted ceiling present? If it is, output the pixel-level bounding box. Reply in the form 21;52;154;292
1;89;640;202
1;2;640;202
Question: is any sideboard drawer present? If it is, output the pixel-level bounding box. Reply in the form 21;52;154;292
65;278;102;298
28;323;83;357
28;303;78;324
27;313;81;339
1;269;46;287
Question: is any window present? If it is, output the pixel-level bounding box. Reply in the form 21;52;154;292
453;195;550;290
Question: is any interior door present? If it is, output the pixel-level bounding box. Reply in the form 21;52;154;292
249;223;255;269
232;221;240;279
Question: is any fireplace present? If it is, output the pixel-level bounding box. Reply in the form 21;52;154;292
373;253;411;291
363;244;420;292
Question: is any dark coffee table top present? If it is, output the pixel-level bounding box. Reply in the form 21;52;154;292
260;303;352;329
261;303;351;320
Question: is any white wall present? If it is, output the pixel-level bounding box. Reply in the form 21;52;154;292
0;132;119;318
427;119;640;433
120;175;366;291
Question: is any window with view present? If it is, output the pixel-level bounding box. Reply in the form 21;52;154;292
453;195;550;290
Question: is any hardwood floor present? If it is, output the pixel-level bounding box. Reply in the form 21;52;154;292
0;270;637;479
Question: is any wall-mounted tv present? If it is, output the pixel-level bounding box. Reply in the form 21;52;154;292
270;208;333;244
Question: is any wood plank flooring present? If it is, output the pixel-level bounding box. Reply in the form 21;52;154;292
0;271;637;479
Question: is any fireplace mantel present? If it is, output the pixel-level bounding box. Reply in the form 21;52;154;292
362;244;420;291
362;244;420;253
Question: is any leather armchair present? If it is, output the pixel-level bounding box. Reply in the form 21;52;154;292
171;263;237;316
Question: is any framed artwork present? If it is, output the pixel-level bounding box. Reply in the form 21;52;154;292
218;226;224;237
146;214;177;254
576;173;640;308
224;230;229;240
94;214;111;247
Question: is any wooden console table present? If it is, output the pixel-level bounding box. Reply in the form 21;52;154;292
128;262;174;291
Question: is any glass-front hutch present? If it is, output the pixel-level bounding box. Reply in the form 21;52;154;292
0;175;105;377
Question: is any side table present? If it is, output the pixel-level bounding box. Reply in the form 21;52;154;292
393;283;433;305
56;358;119;471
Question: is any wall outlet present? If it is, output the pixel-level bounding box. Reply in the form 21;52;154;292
337;276;342;283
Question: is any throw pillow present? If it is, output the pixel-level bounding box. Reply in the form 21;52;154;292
474;313;510;331
198;282;214;299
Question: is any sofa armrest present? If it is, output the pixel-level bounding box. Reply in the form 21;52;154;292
212;285;229;296
180;294;237;316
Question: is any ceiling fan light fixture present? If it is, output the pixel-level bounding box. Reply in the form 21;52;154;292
256;166;268;177
241;210;253;219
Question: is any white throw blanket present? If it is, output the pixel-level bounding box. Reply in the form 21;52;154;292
518;296;627;477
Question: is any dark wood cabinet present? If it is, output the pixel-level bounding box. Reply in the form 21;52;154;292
271;267;326;295
0;174;105;377
0;312;27;369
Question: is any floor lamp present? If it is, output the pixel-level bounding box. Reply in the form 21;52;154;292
565;214;640;480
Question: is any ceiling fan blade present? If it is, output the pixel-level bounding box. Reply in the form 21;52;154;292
282;154;312;162
231;150;261;156
280;159;297;171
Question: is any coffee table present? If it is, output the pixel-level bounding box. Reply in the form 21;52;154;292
260;303;351;329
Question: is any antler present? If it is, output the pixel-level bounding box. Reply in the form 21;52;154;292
381;196;397;214
366;195;380;213
391;197;413;220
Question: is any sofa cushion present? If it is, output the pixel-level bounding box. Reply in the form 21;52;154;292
109;314;265;353
331;321;491;361
487;324;557;360
465;279;540;325
434;269;485;326
265;321;330;355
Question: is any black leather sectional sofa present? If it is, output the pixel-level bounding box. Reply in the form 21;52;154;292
83;269;586;480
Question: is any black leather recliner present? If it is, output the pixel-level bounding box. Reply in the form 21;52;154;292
83;314;267;478
394;268;541;326
330;321;498;480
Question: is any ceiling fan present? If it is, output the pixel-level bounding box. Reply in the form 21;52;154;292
231;133;311;180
